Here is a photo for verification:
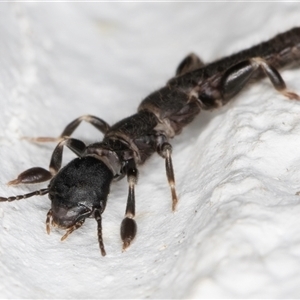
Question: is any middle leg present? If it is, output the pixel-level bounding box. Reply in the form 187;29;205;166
25;115;110;143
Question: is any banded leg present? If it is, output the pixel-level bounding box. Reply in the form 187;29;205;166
120;159;138;251
176;53;205;76
26;115;110;143
7;137;86;186
221;57;300;101
157;137;178;211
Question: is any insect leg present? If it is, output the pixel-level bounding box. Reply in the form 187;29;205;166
49;137;86;175
7;168;53;186
26;115;110;143
120;159;138;251
176;53;205;76
157;137;178;211
221;57;300;101
7;137;86;186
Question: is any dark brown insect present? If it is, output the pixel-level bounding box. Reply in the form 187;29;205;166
1;27;300;256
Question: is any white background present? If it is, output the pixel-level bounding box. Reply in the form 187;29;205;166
0;2;300;298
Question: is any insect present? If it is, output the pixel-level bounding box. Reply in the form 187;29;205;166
1;28;300;256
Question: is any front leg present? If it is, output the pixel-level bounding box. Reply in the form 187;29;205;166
221;57;300;101
7;137;86;186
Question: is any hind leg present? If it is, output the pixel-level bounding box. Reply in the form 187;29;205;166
221;57;300;101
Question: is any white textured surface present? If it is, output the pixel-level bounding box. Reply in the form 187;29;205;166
1;2;300;299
